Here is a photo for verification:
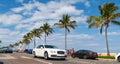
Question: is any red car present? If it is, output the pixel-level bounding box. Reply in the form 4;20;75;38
71;50;98;59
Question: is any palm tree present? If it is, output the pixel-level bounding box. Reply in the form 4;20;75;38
87;2;120;56
17;41;23;51
54;14;77;50
31;28;42;48
14;43;19;46
40;23;54;44
23;38;30;49
23;33;32;49
8;44;14;48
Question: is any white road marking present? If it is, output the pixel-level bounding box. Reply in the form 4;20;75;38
21;56;53;64
0;54;16;59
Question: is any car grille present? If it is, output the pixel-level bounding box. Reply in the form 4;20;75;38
51;55;66;57
57;51;65;54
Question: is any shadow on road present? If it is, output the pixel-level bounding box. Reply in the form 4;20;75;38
0;62;4;64
35;57;68;61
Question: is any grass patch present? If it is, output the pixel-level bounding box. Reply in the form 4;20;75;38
98;56;115;59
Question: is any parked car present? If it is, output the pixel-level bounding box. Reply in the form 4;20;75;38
115;53;120;62
0;49;4;53
71;50;98;59
24;49;33;54
3;48;13;53
33;45;67;60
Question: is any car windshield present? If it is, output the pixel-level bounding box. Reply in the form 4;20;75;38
44;45;58;49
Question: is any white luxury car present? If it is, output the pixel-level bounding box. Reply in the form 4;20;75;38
115;53;120;62
32;45;67;60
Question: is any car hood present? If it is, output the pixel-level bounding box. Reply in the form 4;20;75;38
45;48;66;52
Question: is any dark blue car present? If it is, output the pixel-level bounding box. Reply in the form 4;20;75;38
24;49;33;54
2;48;13;53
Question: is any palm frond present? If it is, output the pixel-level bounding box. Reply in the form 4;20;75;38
54;23;64;28
110;13;120;19
111;21;120;25
87;16;99;23
70;21;77;26
88;22;95;28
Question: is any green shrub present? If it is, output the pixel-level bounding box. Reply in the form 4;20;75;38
98;56;115;59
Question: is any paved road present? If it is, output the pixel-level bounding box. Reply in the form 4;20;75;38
0;53;120;64
0;53;47;64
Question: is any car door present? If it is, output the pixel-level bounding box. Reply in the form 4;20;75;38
77;50;84;58
36;45;45;57
80;50;87;58
35;45;41;56
75;50;82;58
39;45;45;57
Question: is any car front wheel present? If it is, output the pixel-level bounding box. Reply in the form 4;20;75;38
83;55;88;59
71;54;75;58
44;52;49;60
33;51;37;58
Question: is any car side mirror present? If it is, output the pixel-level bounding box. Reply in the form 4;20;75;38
41;47;43;49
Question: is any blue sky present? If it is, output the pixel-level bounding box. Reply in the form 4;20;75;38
0;0;120;53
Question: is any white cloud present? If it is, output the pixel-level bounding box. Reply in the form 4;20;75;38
11;7;24;13
55;6;84;16
0;14;23;25
9;31;20;36
47;33;94;40
0;28;11;35
101;31;120;36
71;15;87;23
68;34;94;39
85;43;99;46
108;31;120;35
0;0;90;48
60;0;90;5
85;1;90;7
11;0;87;30
0;28;22;45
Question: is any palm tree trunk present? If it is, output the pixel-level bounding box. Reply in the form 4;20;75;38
45;34;46;44
38;36;41;43
65;28;67;50
28;44;29;49
34;37;36;48
105;27;110;56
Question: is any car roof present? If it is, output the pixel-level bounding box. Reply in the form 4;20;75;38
39;44;55;46
78;50;94;52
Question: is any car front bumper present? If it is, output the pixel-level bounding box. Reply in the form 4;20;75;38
49;54;67;59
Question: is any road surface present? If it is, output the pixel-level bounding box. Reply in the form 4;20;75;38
0;52;119;64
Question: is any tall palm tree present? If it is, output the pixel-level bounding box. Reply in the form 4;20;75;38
23;38;30;49
14;43;19;50
9;44;14;48
17;41;24;51
87;2;120;56
23;33;32;49
40;23;54;44
54;14;77;50
14;43;19;46
31;28;42;48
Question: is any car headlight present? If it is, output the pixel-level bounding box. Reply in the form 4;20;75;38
50;51;56;53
